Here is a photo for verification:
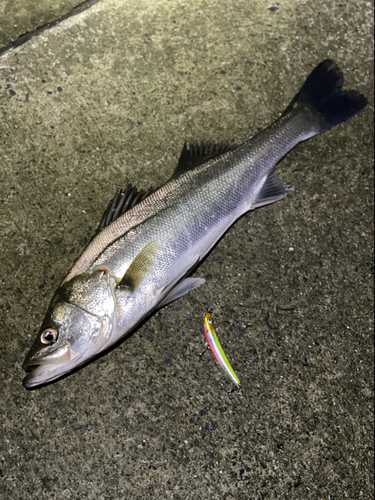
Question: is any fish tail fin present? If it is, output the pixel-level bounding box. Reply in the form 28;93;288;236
283;59;367;135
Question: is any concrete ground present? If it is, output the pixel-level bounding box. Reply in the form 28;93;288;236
0;1;373;499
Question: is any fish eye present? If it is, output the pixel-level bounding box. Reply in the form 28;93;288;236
40;328;58;344
207;318;212;325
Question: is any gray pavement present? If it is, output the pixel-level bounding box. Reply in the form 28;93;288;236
0;1;373;499
0;0;89;49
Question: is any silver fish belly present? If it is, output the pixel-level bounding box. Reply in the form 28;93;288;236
22;60;367;388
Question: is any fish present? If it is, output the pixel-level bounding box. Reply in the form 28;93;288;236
22;60;367;388
203;313;241;390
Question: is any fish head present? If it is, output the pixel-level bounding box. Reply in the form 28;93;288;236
23;267;117;388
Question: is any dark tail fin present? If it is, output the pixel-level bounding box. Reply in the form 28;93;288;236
284;59;367;134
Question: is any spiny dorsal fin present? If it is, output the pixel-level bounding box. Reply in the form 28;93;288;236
97;182;153;233
117;240;159;292
173;140;237;178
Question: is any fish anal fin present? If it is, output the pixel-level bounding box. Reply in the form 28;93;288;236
252;170;292;209
173;140;237;178
159;277;206;308
117;240;158;292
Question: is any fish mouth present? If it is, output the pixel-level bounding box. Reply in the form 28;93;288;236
23;363;53;388
22;344;72;389
23;363;42;373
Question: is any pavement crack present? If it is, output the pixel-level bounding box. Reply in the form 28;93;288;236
0;0;103;57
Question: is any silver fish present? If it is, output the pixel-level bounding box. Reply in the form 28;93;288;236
23;60;367;388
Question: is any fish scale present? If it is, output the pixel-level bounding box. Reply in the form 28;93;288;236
22;60;367;388
78;110;306;279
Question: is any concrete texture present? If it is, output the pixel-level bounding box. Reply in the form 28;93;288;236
0;0;89;49
0;1;373;499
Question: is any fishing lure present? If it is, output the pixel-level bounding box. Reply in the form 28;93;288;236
203;313;241;395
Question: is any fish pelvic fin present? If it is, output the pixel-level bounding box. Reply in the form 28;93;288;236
159;277;206;308
117;240;159;292
283;59;367;135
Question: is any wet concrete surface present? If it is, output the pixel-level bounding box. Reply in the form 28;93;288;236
0;1;373;499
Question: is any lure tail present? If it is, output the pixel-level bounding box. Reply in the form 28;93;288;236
284;59;367;136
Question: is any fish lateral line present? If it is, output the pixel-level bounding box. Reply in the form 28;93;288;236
22;60;367;388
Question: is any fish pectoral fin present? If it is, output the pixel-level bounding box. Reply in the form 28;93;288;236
117;240;159;292
159;277;206;308
252;170;292;209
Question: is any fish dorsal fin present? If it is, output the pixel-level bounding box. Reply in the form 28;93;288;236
252;170;292;209
173;140;237;178
97;182;153;233
117;240;159;292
